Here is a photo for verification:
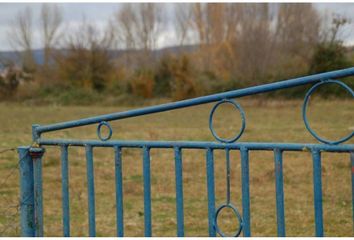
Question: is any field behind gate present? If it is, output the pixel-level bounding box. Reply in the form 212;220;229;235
0;98;353;236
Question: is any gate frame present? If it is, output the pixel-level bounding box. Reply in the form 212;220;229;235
18;67;354;237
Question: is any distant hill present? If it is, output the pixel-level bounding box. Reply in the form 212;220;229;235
1;44;353;71
0;45;198;69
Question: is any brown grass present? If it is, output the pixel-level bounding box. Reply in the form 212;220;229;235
0;98;353;236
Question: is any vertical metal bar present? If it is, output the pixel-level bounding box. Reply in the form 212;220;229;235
18;146;35;237
143;146;152;237
274;148;286;237
174;147;184;237
206;148;216;237
312;150;324;237
61;145;70;237
114;146;124;237
30;147;45;237
240;147;251;237
351;152;354;229
225;149;231;205
85;145;96;237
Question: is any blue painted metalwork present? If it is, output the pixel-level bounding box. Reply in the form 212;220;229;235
32;67;354;136
351;152;354;227
85;146;96;237
302;80;354;145
206;148;216;237
209;99;246;143
143;146;152;237
274;149;285;237
60;145;70;237
31;147;44;237
240;147;251;237
312;150;324;237
18;146;35;237
114;146;124;237
18;67;354;237
174;147;184;237
214;149;243;237
34;139;354;152
97;121;113;141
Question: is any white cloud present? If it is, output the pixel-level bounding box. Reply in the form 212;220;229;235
156;25;178;49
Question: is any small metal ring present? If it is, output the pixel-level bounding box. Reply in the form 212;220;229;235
214;203;243;237
302;80;354;145
97;121;113;141
209;99;246;143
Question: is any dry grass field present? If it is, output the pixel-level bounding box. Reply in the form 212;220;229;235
0;98;353;236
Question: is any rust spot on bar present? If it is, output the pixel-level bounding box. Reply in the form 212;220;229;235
29;148;45;159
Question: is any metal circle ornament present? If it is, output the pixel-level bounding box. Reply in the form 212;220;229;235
214;203;243;237
302;80;354;145
209;99;246;143
214;149;243;237
97;121;113;141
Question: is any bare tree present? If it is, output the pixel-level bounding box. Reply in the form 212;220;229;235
223;3;241;42
40;3;63;70
114;3;163;67
206;3;227;44
235;3;274;83
191;3;206;45
137;3;162;51
114;3;162;51
187;3;273;80
114;3;137;50
189;3;228;71
175;3;193;46
8;6;35;72
190;3;235;46
276;3;320;61
322;13;351;44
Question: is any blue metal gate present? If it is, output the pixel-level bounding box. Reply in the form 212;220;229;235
18;68;354;237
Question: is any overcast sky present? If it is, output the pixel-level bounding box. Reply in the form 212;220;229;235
0;2;353;51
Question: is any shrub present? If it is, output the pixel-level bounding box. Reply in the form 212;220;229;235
130;69;155;98
169;55;197;100
154;55;173;97
309;42;351;74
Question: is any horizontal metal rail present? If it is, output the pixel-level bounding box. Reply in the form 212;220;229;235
38;139;354;152
34;67;354;137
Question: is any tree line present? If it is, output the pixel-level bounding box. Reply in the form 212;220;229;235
0;3;353;102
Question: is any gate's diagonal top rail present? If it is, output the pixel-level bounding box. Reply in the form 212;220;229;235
33;67;354;139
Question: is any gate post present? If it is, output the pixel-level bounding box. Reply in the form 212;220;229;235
18;146;45;237
30;147;45;237
18;146;35;237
